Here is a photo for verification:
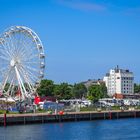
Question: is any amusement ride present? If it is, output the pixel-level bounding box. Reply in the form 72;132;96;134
0;26;45;108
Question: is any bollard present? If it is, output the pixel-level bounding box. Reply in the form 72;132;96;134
90;113;92;121
104;113;106;119
109;112;112;119
4;113;6;127
117;112;119;119
134;111;136;118
75;114;77;121
42;115;44;123
24;116;26;124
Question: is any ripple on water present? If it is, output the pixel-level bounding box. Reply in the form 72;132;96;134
0;118;140;140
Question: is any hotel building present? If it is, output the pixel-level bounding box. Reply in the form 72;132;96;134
103;66;134;97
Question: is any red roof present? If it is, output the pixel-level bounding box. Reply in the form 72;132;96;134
40;96;56;102
113;93;124;99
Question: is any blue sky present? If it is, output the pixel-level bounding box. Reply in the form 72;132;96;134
1;0;140;83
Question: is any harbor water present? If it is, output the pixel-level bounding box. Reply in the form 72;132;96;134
0;118;140;140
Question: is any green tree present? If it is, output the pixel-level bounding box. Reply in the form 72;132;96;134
53;83;72;100
87;85;104;102
100;83;108;98
37;79;54;96
72;83;87;99
134;83;140;93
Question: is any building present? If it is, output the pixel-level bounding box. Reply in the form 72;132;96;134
103;66;134;97
82;79;104;89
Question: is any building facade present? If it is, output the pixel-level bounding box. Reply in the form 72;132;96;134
103;66;134;96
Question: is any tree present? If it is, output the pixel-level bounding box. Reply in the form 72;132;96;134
37;79;54;96
53;83;72;100
100;83;108;98
87;85;104;102
72;83;87;99
134;83;140;93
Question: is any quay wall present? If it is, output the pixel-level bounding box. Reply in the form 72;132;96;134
0;110;140;126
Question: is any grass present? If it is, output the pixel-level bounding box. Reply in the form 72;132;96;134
80;106;129;112
0;110;19;114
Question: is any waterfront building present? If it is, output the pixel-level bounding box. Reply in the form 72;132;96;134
103;66;134;97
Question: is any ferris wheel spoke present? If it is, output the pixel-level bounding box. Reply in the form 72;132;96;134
25;52;37;62
22;61;40;65
8;35;16;54
0;55;10;62
9;33;19;57
1;38;11;54
6;73;16;95
19;48;33;60
23;54;39;62
20;65;39;83
0;66;10;73
9;84;16;97
17;42;37;61
1;67;13;92
14;32;28;55
0;41;13;58
19;33;38;58
20;41;37;59
25;65;40;73
4;35;17;58
18;66;35;93
22;63;40;71
12;32;26;57
0;46;11;59
22;64;40;70
18;60;40;80
22;66;39;81
15;66;28;99
22;32;35;47
28;73;39;83
20;33;34;49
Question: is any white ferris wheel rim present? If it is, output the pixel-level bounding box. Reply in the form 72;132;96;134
0;26;45;101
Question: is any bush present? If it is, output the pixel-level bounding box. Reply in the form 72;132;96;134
0;110;6;114
37;109;46;113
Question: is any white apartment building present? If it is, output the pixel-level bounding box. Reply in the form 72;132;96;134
103;66;134;97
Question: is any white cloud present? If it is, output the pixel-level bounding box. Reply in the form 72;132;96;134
57;0;106;12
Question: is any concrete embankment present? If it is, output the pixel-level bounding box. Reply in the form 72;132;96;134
0;110;139;126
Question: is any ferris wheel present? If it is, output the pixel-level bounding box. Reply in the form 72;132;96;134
0;26;45;101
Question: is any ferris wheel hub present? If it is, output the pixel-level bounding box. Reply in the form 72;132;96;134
10;59;16;67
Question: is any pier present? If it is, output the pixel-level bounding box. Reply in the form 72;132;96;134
0;110;140;126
